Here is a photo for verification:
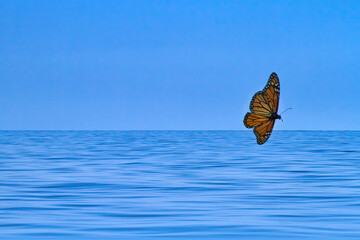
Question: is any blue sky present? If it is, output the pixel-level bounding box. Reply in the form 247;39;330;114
1;0;360;130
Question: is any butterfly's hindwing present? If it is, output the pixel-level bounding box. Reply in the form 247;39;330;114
243;112;269;129
253;119;275;145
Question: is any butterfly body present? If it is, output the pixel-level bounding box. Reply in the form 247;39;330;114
270;113;281;120
243;72;280;145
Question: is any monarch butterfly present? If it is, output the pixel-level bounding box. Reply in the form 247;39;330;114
243;72;281;145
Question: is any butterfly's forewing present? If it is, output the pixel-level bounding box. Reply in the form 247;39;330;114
263;72;280;113
243;112;269;128
250;91;272;117
253;119;275;145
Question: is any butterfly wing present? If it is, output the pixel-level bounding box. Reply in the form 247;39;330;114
244;72;280;145
243;112;269;128
263;72;280;113
253;119;275;145
249;91;272;117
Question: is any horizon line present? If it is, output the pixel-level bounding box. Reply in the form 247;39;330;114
0;129;359;131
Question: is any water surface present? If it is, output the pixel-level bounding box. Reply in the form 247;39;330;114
1;131;360;239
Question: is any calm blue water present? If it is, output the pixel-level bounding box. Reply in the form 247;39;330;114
1;131;360;239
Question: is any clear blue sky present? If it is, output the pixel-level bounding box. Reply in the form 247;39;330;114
1;0;360;130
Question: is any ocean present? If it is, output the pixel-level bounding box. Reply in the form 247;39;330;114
1;130;360;239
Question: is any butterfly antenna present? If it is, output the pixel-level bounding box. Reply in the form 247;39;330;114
280;108;292;115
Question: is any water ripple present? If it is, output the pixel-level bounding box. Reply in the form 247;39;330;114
1;131;360;239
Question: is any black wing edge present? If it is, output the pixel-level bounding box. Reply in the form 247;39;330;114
243;112;253;129
263;72;280;94
249;91;263;113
